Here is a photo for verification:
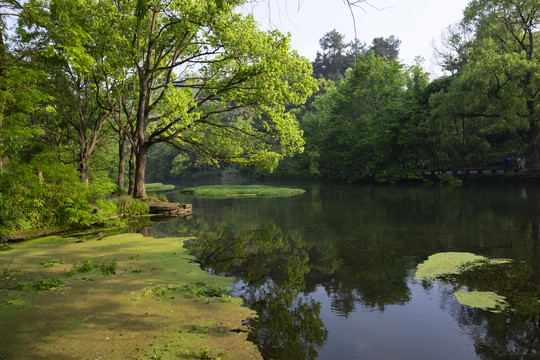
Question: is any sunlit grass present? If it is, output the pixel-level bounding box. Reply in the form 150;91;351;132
180;185;305;198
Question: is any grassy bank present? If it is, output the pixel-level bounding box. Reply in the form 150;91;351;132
180;185;305;198
0;233;261;360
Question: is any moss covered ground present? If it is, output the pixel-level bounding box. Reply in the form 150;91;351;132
0;233;261;360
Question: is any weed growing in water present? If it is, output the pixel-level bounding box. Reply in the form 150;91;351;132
9;281;31;290
79;258;97;272
147;192;169;202
188;325;210;335
142;284;182;299
113;195;150;216
41;259;65;268
5;296;20;305
142;282;232;302
100;258;117;275
199;347;210;359
185;281;232;298
183;346;226;359
33;278;65;291
67;258;117;277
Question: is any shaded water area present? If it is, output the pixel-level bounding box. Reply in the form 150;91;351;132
147;182;540;360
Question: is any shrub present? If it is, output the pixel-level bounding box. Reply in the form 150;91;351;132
147;192;168;202
100;258;117;275
113;196;150;216
68;257;117;276
437;173;463;185
0;152;119;232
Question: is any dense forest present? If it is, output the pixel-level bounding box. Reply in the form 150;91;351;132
1;0;540;235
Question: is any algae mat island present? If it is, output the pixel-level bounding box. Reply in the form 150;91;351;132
0;233;261;360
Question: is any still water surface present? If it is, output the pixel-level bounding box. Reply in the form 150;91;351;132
148;182;540;360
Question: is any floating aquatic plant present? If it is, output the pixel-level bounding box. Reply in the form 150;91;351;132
414;252;511;313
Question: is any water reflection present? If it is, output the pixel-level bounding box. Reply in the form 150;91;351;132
432;260;540;360
158;220;328;359
149;183;540;359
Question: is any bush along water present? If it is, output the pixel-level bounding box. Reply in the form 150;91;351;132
112;195;150;217
0;152;121;237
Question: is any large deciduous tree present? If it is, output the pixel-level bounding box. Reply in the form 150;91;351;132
439;0;540;168
0;0;48;172
102;0;316;198
21;0;316;198
18;0;116;185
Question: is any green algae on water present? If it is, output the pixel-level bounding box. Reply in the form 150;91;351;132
180;185;305;198
414;252;512;313
414;252;510;281
454;291;509;313
0;233;261;359
414;252;485;280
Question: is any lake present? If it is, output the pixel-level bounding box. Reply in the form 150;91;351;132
148;182;540;360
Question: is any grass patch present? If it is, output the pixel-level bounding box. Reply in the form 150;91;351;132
145;183;176;191
180;185;305;198
9;281;31;290
67;257;117;276
33;278;65;291
99;258;117;275
141;281;231;301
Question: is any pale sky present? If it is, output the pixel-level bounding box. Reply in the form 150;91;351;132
242;0;472;76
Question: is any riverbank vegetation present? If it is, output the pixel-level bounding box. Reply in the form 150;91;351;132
0;0;316;237
1;0;539;230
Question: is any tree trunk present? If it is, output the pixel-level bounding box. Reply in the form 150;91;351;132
117;131;126;191
0;27;6;173
133;143;148;198
80;157;89;186
526;116;540;170
529;134;539;170
128;146;136;196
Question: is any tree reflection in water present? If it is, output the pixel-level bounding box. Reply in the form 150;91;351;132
428;260;540;360
183;222;328;360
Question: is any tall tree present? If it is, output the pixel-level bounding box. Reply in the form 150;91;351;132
0;1;53;173
18;0;115;184
439;0;540;168
94;0;316;198
312;30;364;80
368;35;401;61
